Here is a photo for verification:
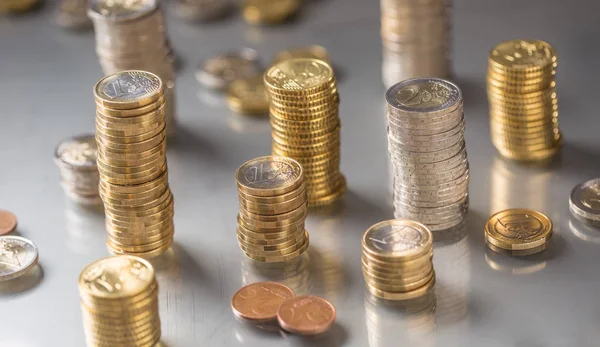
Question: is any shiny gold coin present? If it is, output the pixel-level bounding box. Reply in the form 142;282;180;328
235;156;304;197
484;208;553;253
489;39;556;72
227;76;270;115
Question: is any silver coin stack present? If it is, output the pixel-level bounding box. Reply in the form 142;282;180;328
88;0;177;134
570;178;600;227
381;0;451;89
385;78;468;233
54;134;101;205
174;0;233;22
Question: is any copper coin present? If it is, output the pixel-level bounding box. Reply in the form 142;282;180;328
0;210;17;235
277;295;336;335
231;282;295;323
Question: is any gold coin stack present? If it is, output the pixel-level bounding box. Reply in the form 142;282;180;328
0;0;38;13
235;156;309;263
79;255;161;347
487;39;560;162
264;58;346;207
94;70;174;257
88;0;177;134
362;219;435;301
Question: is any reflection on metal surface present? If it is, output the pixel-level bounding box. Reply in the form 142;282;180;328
242;253;312;296
234;319;281;344
0;264;43;296
63;201;105;255
365;290;436;347
569;219;600;244
484;247;547;275
197;88;228;108
280;324;346;347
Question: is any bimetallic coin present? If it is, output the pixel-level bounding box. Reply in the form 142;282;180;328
196;49;261;91
277;296;336;335
362;219;432;261
231;282;295;323
569;178;600;224
94;70;163;110
235;156;303;197
386;78;461;115
0;236;39;281
485;208;552;253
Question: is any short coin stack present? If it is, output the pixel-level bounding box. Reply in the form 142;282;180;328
94;70;174;257
386;78;469;232
362;219;435;301
487;39;560;161
485;208;553;256
79;255;161;347
264;58;346;207
88;0;177;134
54;134;101;205
380;0;451;88
235;156;309;263
570;178;600;227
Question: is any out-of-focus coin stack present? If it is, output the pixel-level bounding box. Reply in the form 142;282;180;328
272;45;330;65
235;156;309;263
264;58;346;207
485;208;553;256
174;0;232;22
362;219;435;301
94;70;174;257
88;0;177;134
54;134;101;206
570;178;600;227
380;0;451;88
0;0;39;13
227;76;270;115
487;39;560;162
55;0;92;30
79;255;161;347
386;78;468;232
196;49;262;91
242;0;302;25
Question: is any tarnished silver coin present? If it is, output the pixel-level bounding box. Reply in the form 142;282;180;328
88;0;157;22
196;49;262;91
570;178;600;224
362;219;432;260
0;236;39;281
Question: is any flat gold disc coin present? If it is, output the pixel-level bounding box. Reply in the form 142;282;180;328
485;208;552;251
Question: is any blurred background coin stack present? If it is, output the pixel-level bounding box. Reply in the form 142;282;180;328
386;78;468;233
94;70;175;258
272;45;330;65
242;0;302;25
264;58;346;207
487;39;560;162
54;134;101;206
173;0;233;22
196;48;262;91
55;0;92;30
79;255;161;347
380;0;451;88
235;156;309;263
0;0;39;13
362;219;435;301
88;0;177;134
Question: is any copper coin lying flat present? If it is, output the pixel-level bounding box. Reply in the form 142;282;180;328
277;295;336;335
0;210;17;235
231;281;295;323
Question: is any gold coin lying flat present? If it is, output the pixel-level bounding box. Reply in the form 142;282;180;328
485;208;552;253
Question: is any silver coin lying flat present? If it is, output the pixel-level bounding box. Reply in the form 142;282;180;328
0;236;39;281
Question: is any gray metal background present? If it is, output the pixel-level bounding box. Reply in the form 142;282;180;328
1;0;600;345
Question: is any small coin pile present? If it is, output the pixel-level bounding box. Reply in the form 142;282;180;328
55;0;91;30
570;178;600;227
88;0;177;134
265;58;346;207
0;0;38;13
54;134;101;205
174;0;232;22
362;219;435;301
242;0;302;25
487;39;561;161
380;0;451;88
196;49;262;91
235;156;309;263
79;255;161;346
0;235;38;281
485;208;553;256
272;45;330;65
94;70;174;257
386;78;468;232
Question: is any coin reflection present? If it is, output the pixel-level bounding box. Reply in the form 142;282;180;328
227;113;271;135
484;247;546;275
63;201;105;255
0;264;43;296
241;252;312;296
234;318;281;344
569;219;600;244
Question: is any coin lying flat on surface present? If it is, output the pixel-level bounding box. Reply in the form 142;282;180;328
485;208;553;255
196;49;262;91
570;178;600;227
0;236;39;281
231;282;296;323
277;295;336;335
0;210;17;235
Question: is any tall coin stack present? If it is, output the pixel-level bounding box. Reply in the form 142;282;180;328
88;0;177;134
235;156;310;263
79;255;161;347
380;0;451;88
362;219;435;300
264;58;346;207
487;39;560;162
94;70;174;257
55;134;101;205
386;78;468;232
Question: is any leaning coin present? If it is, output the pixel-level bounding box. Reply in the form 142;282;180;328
231;281;295;323
0;236;39;281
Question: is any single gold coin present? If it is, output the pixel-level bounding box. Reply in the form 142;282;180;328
227;76;269;115
272;45;330;65
94;70;163;110
485;208;552;253
264;58;334;94
0;210;18;235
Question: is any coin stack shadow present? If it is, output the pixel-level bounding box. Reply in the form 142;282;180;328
88;0;177;134
362;220;436;301
235;156;310;263
94;70;174;257
386;78;469;233
55;134;101;206
487;39;560;162
380;0;451;88
264;58;346;207
79;256;161;347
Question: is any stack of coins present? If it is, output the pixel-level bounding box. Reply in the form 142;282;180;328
94;70;174;257
386;78;468;232
174;0;232;22
88;0;177;134
235;156;309;263
362;219;435;301
242;0;302;25
570;178;600;227
380;0;451;88
55;0;91;30
264;58;346;207
485;208;553;256
79;255;161;347
487;39;560;161
54;134;101;205
0;0;38;13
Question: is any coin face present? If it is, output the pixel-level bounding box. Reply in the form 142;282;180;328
0;210;17;235
490;40;555;69
231;282;295;322
94;70;162;108
236;156;302;191
265;58;333;91
89;0;157;21
570;179;600;218
0;236;38;281
362;219;432;259
79;255;155;298
387;78;461;113
55;134;97;168
485;209;552;250
277;295;336;335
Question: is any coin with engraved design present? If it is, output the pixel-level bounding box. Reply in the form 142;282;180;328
485;208;552;254
570;178;600;226
196;49;261;91
0;236;38;281
236;156;303;196
231;281;295;323
277;295;336;335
